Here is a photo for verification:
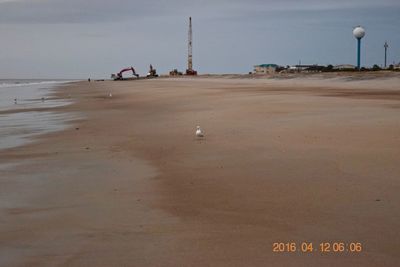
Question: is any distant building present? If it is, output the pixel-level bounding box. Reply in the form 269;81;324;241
295;64;325;72
334;64;356;70
254;64;278;74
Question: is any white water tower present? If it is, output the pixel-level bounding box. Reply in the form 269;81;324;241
353;26;365;70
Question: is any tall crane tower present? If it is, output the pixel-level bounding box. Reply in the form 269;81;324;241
186;17;197;75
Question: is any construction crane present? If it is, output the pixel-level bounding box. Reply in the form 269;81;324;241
186;17;197;75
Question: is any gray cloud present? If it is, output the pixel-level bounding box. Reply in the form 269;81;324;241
1;0;400;24
0;0;399;78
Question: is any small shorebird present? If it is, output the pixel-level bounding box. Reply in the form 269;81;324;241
196;125;204;138
14;98;17;104
109;93;112;98
41;97;45;102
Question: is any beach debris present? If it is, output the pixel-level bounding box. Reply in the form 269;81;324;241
109;93;113;98
196;125;204;138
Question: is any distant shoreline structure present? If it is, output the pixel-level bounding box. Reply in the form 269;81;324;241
156;70;400;80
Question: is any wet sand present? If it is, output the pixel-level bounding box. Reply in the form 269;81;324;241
1;73;400;266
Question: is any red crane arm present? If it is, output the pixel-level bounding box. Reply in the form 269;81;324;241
118;67;136;76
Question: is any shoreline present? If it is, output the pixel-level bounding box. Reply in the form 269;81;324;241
1;75;400;266
0;81;80;151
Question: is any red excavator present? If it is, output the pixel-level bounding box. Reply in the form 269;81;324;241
111;67;139;80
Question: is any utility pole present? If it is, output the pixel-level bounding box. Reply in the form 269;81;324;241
186;17;197;75
384;41;388;69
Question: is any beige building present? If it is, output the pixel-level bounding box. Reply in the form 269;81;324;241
333;64;356;70
254;64;278;74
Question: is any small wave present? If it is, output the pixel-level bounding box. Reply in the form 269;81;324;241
0;80;79;88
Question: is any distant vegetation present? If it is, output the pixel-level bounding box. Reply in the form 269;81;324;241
278;64;400;73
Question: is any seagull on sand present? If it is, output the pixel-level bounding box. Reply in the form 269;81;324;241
109;93;112;98
196;125;204;138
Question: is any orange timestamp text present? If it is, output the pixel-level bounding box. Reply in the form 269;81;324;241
272;242;362;253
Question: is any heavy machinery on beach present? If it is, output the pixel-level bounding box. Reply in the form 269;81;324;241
146;64;158;78
111;67;139;80
169;69;183;76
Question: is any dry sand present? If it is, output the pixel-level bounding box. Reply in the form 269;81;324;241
1;73;400;266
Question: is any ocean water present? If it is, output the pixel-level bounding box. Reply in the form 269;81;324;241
0;79;80;150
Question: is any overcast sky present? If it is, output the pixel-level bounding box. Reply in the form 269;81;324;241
0;0;399;78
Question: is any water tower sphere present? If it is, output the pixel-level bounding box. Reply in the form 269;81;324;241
353;26;365;39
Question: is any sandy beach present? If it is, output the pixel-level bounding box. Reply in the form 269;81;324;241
1;73;400;266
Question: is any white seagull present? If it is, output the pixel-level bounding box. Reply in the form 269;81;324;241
196;125;204;138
